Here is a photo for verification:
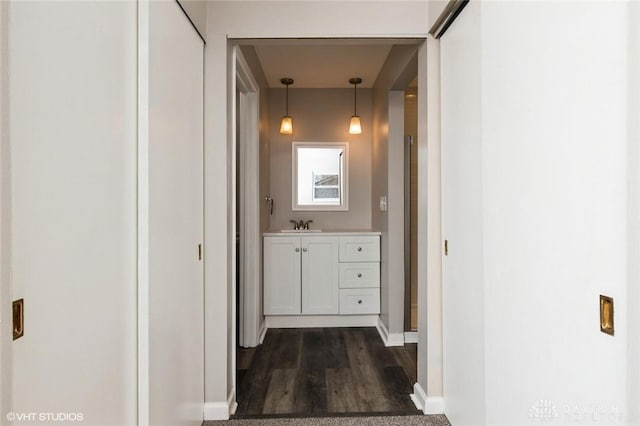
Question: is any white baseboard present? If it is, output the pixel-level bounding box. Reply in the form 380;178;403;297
404;331;418;343
227;387;237;416
203;402;229;421
203;388;237;421
376;317;405;347
258;320;267;344
424;396;445;414
265;314;378;328
411;382;444;414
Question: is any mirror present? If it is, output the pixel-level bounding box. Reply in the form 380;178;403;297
292;142;348;211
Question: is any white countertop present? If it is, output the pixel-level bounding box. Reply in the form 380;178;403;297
263;229;381;237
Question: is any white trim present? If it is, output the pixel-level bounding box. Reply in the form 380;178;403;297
258;320;267;344
376;317;405;347
410;382;427;411
265;314;378;328
291;141;350;212
203;388;237;420
203;402;230;421
410;383;444;414
137;2;150;425
404;331;418;343
236;47;262;348
227;388;238;416
424;397;445;415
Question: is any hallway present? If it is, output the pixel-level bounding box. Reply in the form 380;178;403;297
236;328;419;417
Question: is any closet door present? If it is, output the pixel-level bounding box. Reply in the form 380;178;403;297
9;2;138;424
440;2;486;426
146;2;204;425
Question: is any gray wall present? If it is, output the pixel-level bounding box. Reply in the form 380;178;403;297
371;46;418;335
268;88;372;230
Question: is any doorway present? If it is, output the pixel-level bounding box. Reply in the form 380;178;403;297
232;40;430;415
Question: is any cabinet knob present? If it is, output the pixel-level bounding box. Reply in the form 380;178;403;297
303;248;307;252
357;273;362;278
357;247;362;252
295;248;300;252
357;300;363;304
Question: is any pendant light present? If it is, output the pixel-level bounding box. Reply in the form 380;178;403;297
348;77;362;135
279;78;294;135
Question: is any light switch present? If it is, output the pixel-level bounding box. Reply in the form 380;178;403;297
379;196;387;212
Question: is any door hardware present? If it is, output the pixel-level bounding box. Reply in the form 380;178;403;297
13;299;24;340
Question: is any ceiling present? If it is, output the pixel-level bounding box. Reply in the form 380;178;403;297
253;43;394;89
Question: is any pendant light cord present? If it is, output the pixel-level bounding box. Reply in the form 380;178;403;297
285;83;289;115
353;83;357;115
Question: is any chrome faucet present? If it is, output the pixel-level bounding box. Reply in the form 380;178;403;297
289;219;312;230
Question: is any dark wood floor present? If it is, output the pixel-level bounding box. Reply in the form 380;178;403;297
236;327;419;417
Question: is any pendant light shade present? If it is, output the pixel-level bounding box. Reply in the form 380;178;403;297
280;78;294;135
349;116;362;134
348;77;362;135
280;116;293;134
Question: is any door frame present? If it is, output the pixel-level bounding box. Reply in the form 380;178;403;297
235;47;262;349
226;37;445;416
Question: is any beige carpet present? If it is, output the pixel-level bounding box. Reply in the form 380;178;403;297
204;414;451;426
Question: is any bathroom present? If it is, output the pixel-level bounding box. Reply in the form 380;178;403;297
234;40;421;416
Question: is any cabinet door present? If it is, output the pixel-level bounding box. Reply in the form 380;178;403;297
264;237;301;315
301;236;340;314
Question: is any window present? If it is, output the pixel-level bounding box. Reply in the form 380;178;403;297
292;142;348;211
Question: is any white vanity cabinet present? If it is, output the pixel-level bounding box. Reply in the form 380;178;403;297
263;235;339;315
338;236;380;315
263;231;380;322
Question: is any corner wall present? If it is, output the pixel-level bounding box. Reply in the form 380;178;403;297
371;46;418;337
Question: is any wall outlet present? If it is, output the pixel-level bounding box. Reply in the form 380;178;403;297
379;196;387;212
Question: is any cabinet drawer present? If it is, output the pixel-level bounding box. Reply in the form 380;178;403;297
339;262;379;288
339;288;380;315
339;236;380;262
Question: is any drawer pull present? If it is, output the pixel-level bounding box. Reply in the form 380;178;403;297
357;247;362;252
295;248;300;252
357;273;362;278
303;248;308;252
357;299;363;304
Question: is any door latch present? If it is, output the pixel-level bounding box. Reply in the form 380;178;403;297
13;299;24;340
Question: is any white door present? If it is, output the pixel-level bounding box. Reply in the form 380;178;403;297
302;236;339;314
264;237;301;315
440;2;486;425
9;2;138;424
146;2;204;425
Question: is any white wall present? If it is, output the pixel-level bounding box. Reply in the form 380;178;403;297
9;2;138;424
204;1;428;417
371;46;418;337
269;88;372;230
0;0;11;420
441;1;634;425
627;2;640;424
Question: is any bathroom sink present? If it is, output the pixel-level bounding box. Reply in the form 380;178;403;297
279;229;322;233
